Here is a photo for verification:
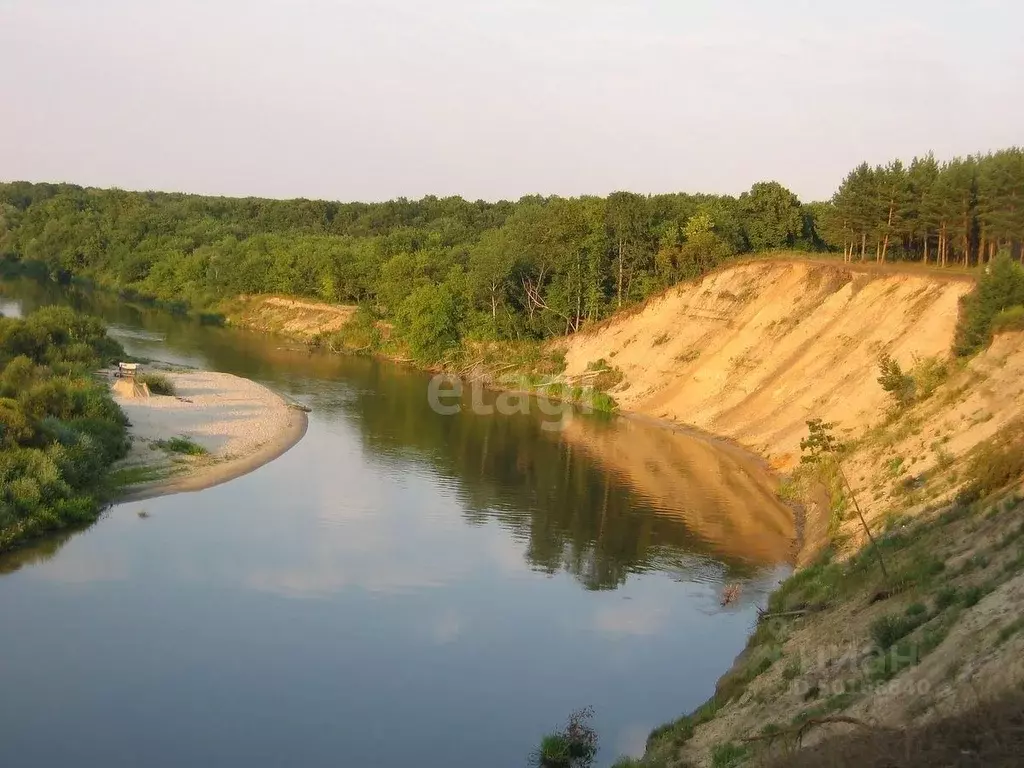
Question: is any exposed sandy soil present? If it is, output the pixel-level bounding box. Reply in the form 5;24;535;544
110;370;308;501
224;295;356;339
560;261;971;465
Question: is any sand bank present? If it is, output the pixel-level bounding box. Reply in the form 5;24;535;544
111;370;308;502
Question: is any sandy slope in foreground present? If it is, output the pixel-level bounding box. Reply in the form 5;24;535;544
111;370;308;502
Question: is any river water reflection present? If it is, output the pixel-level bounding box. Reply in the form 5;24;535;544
0;278;792;767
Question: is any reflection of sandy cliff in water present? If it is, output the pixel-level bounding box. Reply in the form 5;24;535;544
557;415;795;566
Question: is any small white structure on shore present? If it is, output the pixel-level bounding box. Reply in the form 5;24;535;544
112;362;150;398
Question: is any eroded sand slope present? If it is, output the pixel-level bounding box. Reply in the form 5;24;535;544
561;261;973;465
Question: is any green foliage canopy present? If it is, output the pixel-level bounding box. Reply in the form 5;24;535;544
0;308;128;552
955;253;1024;356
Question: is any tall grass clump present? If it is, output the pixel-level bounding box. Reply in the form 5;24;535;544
140;372;175;396
154;436;207;456
531;708;599;768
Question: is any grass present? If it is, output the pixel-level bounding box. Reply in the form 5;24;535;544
153;436;208;456
139;372;175;396
107;464;166;488
792;691;859;725
958;419;1024;500
910;355;949;400
934;585;959;610
869;608;930;650
710;742;749;768
782;658;802;681
996;616;1024;645
533;733;571;767
585;358;625;391
647;698;723;750
992;304;1024;333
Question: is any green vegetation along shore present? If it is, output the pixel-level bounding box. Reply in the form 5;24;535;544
0;307;129;552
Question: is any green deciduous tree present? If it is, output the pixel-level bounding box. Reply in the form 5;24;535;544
738;181;803;251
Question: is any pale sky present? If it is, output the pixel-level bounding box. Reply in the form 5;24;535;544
2;0;1022;203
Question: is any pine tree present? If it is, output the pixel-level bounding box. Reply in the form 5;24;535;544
876;160;910;263
907;154;939;264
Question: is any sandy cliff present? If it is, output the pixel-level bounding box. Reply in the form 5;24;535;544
561;260;974;465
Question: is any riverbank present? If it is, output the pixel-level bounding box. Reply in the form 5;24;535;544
110;370;308;502
217;261;1024;766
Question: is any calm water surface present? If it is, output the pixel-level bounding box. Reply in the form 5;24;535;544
0;279;793;767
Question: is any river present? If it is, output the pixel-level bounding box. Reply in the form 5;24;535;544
0;277;793;768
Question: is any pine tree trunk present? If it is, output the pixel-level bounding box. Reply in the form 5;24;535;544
880;200;895;263
575;277;582;333
860;232;867;261
617;238;623;309
923;234;929;266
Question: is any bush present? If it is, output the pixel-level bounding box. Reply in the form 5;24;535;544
955;253;1024;356
800;419;843;463
910;355;948;400
870;610;929;649
991;305;1024;334
585;359;624;391
140;373;175;396
961;420;1024;499
534;734;572;768
878;353;916;408
0;308;128;552
935;586;959;610
317;305;382;354
395;282;463;363
154;436;207;456
531;708;598;768
711;742;749;768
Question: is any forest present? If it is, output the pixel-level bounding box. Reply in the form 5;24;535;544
0;308;129;552
1;147;1022;363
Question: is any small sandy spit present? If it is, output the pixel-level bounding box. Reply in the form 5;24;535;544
109;369;308;502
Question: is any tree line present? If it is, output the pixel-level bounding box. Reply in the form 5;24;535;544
821;148;1024;266
1;146;1021;362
